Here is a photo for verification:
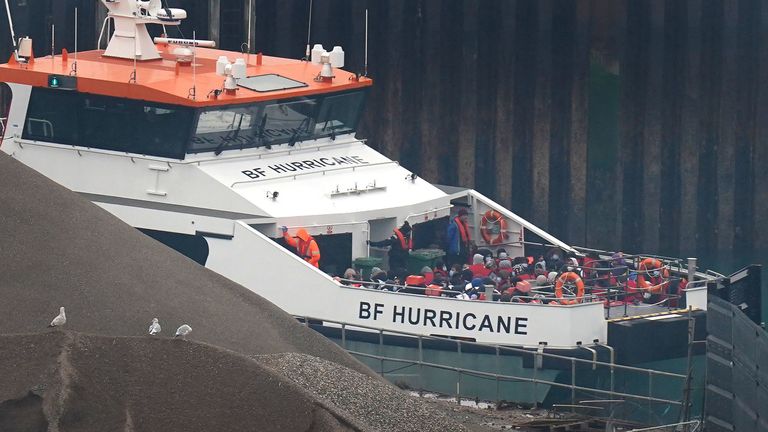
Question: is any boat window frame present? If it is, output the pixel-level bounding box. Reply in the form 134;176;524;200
187;88;368;154
21;87;195;160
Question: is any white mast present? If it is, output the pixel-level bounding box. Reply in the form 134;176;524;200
4;0;18;59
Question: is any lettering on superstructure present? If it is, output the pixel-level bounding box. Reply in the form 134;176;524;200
241;155;369;180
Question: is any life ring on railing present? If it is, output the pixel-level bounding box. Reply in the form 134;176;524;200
636;258;669;294
480;210;508;245
554;272;585;305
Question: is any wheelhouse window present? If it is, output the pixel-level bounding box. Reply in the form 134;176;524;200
187;89;367;154
315;91;365;137
23;88;193;159
189;103;261;153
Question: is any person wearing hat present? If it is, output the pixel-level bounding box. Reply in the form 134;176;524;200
281;226;321;268
446;208;472;268
469;253;491;278
368;221;412;272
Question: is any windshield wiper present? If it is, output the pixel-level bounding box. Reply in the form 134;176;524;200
322;106;336;141
214;114;244;156
256;113;269;149
288;117;310;147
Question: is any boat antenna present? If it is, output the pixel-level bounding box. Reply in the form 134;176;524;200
303;0;313;60
50;24;54;65
364;8;368;77
3;0;18;59
71;7;77;76
130;29;137;83
189;30;196;99
246;0;253;54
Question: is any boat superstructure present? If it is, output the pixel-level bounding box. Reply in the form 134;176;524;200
0;0;734;358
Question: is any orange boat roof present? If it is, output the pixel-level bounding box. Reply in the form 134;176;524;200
0;46;372;107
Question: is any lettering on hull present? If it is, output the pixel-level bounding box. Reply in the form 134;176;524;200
358;301;528;335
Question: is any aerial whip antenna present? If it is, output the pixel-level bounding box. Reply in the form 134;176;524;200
303;0;313;60
364;8;368;77
50;24;54;65
4;0;18;59
247;0;253;54
189;30;197;100
71;7;78;76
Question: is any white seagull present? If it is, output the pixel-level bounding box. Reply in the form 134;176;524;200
49;307;66;327
148;318;161;335
174;324;192;339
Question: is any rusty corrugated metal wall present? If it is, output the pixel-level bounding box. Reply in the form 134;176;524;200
1;0;766;260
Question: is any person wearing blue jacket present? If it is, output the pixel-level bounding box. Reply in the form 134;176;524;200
446;208;472;267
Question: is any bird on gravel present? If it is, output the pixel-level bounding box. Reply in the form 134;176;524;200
148;318;161;335
48;307;66;327
174;324;192;339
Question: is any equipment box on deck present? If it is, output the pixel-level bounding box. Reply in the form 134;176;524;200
407;249;445;274
353;257;383;278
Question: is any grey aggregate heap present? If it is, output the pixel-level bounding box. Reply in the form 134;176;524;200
255;353;468;432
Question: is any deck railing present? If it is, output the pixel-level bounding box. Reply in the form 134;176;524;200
297;317;704;424
297;313;697;427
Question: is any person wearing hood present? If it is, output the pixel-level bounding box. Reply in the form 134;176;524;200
469;253;491;278
368;221;412;272
545;248;565;273
282;226;321;268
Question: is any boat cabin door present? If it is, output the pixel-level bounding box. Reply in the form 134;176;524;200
367;217;397;269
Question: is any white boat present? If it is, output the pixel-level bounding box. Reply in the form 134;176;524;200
0;0;753;364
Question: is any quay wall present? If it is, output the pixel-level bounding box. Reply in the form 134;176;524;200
2;0;766;260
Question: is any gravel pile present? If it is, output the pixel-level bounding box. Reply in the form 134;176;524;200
0;148;472;430
0;152;370;376
0;331;360;432
255;353;469;432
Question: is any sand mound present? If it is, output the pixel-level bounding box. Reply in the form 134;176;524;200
0;153;367;375
0;331;363;432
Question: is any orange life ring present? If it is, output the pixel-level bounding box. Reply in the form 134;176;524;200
636;258;669;294
555;272;586;305
480;210;508;245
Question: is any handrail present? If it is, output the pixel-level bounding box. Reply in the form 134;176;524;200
404;205;454;225
298;314;687;377
10;135;367;167
335;274;687;309
347;349;683;406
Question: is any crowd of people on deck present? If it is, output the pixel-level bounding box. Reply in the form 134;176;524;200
283;209;688;306
336;248;688;306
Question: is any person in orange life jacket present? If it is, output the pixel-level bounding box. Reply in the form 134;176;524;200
583;252;611;289
469;254;491;278
446;208;472;267
433;260;449;279
281;226;321;268
368;221;412;271
513;263;533;281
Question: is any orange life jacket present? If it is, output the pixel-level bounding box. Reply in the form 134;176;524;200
393;228;413;251
454;217;470;245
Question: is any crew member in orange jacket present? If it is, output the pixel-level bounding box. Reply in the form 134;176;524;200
281;226;321;268
368;221;412;271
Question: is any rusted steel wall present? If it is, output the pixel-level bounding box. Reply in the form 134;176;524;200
0;0;765;259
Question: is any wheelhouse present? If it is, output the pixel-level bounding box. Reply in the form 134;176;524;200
21;86;368;160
